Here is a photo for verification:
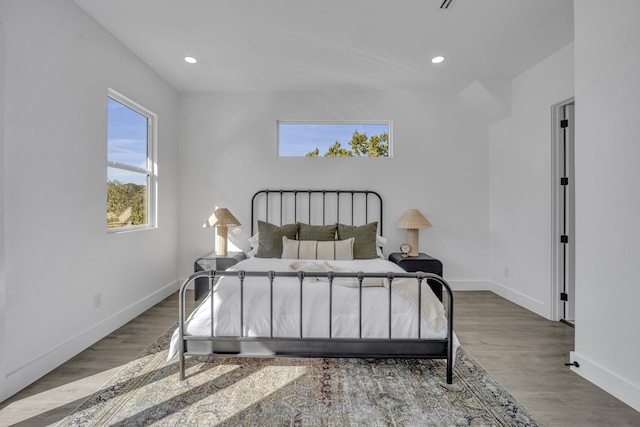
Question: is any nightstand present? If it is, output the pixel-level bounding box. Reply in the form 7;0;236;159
388;252;444;301
193;251;247;301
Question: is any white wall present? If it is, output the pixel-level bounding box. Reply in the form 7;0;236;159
178;91;491;289
489;44;574;318
572;0;640;412
0;0;180;399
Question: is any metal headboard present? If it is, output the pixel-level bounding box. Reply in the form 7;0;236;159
251;190;383;235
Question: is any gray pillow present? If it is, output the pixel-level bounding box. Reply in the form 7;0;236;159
297;222;337;241
256;221;299;258
336;222;378;259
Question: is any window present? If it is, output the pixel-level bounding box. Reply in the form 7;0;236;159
278;122;392;157
107;89;156;231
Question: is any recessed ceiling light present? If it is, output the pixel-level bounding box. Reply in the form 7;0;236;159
184;56;198;64
431;56;445;64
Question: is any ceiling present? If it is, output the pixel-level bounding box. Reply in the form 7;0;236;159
73;0;574;93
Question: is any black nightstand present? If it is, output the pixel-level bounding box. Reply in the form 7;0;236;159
388;252;444;301
193;251;247;300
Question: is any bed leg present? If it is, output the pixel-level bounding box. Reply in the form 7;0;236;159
446;360;453;384
179;352;185;381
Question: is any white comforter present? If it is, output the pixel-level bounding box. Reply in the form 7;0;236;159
168;257;459;360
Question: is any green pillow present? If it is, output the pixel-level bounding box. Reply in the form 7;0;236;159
297;222;337;241
337;222;378;259
256;221;299;258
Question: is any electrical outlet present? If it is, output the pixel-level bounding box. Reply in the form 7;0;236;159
504;267;510;277
94;293;102;309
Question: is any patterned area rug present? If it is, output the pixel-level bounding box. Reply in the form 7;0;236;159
58;327;543;426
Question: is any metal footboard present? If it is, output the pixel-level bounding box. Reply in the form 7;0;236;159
178;269;454;383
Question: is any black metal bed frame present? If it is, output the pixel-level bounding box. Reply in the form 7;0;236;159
250;189;383;235
177;189;454;383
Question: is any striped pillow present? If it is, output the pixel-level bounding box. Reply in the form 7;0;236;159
281;236;354;260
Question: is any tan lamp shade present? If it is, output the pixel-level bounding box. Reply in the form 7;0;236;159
395;209;432;257
203;208;241;256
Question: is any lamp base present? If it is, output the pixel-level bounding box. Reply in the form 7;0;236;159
216;226;228;257
407;229;419;257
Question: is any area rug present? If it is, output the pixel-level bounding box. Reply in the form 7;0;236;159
58;326;544;426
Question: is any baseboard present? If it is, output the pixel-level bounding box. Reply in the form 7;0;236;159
429;279;550;319
488;280;549;319
570;351;640;413
4;279;181;401
446;280;493;291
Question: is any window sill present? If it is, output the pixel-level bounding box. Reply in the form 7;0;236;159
107;225;156;234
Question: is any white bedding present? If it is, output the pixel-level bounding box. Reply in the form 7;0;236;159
168;257;459;360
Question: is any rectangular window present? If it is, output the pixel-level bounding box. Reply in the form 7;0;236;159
107;89;156;231
278;121;392;157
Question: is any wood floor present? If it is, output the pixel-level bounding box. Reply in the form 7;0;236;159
1;290;639;426
455;292;640;427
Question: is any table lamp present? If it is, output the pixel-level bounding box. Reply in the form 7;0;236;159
395;209;432;257
204;208;241;256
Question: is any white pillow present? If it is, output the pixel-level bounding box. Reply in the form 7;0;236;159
376;234;387;259
282;236;354;260
247;233;259;257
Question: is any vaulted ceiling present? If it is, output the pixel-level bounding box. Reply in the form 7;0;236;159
74;0;574;93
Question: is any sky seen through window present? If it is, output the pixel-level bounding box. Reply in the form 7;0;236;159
279;123;390;157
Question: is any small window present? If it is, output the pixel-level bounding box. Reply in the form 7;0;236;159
278;122;392;157
107;89;156;231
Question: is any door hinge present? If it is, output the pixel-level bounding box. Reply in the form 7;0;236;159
561;235;569;243
561;177;569;185
561;292;568;301
561;119;569;128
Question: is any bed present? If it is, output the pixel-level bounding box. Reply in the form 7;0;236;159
170;190;458;383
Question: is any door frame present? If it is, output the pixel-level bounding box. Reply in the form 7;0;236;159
0;22;6;402
550;97;575;322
